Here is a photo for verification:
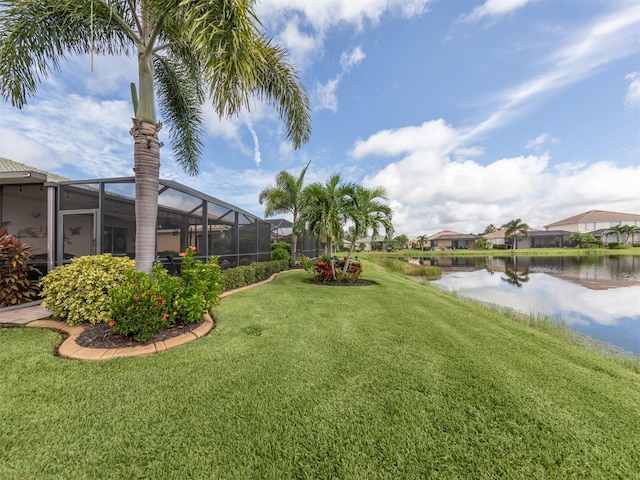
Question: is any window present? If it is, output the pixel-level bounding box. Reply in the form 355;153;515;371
611;221;621;227
585;222;595;231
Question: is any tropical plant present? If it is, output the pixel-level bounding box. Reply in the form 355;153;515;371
270;241;292;266
109;247;221;340
259;161;311;263
474;237;491;250
342;185;393;275
416;234;429;253
502;218;530;250
482;224;498;234
0;226;41;307
41;254;136;325
607;224;628;244
299;173;355;257
568;232;601;248
0;0;311;273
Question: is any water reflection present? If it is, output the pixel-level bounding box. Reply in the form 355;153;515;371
424;255;640;355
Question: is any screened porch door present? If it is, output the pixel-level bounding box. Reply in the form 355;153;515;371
60;211;97;261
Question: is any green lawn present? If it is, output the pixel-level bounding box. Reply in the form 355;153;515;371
1;262;639;479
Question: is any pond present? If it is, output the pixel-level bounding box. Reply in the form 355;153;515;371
419;255;640;356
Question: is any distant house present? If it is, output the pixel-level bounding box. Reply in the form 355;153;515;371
428;230;478;250
545;210;640;233
482;227;571;249
545;210;640;246
342;236;387;252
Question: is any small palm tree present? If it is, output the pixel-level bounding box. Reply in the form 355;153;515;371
416;234;429;253
0;1;311;272
342;185;393;275
502;219;529;250
259;161;311;263
608;224;627;244
299;173;354;257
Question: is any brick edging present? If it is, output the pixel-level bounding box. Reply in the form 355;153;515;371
25;269;297;360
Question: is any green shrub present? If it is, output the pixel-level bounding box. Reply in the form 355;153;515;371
607;242;629;249
299;255;314;273
41;254;135;325
109;268;173;342
492;244;508;250
0;226;41;307
109;248;222;341
271;242;292;267
220;260;286;291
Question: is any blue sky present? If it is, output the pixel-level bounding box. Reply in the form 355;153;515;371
1;0;639;237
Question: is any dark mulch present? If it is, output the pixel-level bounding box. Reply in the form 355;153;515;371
304;278;379;287
75;319;207;349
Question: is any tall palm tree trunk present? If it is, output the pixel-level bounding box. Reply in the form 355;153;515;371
131;119;162;273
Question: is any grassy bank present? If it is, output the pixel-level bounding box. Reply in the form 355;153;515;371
1;263;639;478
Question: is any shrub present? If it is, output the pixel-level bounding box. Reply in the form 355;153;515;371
41;254;135;325
299;255;314;273
220;260;286;291
0;226;41;307
313;256;362;283
607;242;629;249
109;268;173;342
492;244;509;250
109;248;222;341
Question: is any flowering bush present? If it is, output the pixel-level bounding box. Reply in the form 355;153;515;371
41;254;136;325
0;226;41;307
313;256;362;283
109;268;172;341
109;247;222;341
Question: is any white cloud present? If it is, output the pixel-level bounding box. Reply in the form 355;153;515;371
351;119;459;159
525;133;559;150
625;72;640;108
257;0;428;70
245;118;262;167
314;76;340;112
462;2;640;143
356;115;640;237
458;0;534;24
340;46;366;70
0;93;132;178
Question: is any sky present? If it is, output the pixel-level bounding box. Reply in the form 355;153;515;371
1;0;639;238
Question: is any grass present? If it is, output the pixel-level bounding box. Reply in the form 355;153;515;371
1;263;639;478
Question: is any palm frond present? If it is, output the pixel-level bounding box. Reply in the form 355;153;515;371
154;51;205;175
0;0;134;107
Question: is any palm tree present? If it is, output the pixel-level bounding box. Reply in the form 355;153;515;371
483;224;498;234
608;224;627;244
259;160;311;263
0;1;311;273
342;185;393;275
416;234;429;253
299;173;354;257
502;218;529;250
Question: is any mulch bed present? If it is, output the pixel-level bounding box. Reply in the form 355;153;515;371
75;319;207;349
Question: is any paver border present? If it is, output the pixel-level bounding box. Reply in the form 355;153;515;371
22;269;297;360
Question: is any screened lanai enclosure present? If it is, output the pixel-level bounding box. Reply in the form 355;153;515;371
0;159;318;276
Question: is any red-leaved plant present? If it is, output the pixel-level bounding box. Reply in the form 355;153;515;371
0;226;41;307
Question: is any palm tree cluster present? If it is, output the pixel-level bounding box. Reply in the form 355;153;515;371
0;0;311;273
259;165;394;275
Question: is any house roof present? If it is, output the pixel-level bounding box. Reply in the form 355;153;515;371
0;157;70;184
545;210;640;229
428;230;478;240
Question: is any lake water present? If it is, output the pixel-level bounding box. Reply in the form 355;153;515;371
421;255;640;356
